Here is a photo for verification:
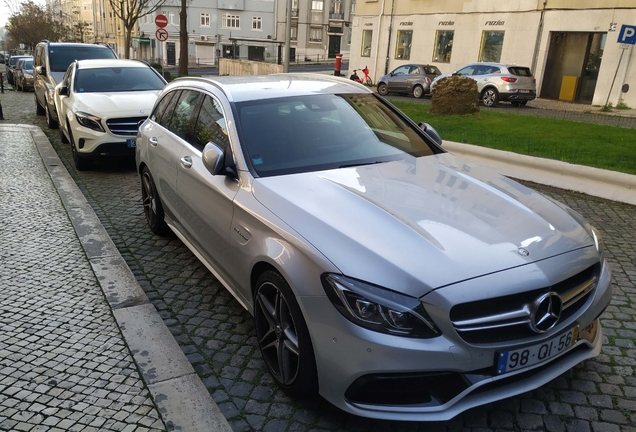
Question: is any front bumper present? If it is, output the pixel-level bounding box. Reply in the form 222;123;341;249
300;256;611;421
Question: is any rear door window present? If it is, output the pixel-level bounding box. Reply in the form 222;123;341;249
152;90;180;127
165;90;204;144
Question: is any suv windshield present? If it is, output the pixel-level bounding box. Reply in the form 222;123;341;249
75;67;165;93
49;46;116;72
236;94;436;177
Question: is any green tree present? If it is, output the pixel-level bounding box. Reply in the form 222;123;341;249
6;1;70;50
108;0;168;59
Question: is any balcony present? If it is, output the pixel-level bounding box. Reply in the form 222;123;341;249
292;8;298;17
329;12;344;20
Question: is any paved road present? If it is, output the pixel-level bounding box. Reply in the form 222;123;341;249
3;87;636;431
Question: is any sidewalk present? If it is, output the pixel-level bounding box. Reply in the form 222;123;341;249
0;125;231;431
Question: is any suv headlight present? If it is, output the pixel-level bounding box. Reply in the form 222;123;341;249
589;225;604;254
322;274;441;338
75;111;105;132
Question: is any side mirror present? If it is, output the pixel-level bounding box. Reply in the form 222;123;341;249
58;86;68;96
202;142;225;175
418;122;443;146
36;65;45;75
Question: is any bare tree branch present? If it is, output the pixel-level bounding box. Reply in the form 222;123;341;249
108;0;168;59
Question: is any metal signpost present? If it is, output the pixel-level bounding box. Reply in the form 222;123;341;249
606;24;636;107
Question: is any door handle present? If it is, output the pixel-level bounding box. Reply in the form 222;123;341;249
149;137;158;146
180;156;193;169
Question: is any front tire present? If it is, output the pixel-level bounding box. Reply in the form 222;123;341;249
69;124;90;171
254;270;318;397
45;100;59;129
35;94;45;115
413;85;424;99
141;167;169;235
481;88;499;107
377;83;389;96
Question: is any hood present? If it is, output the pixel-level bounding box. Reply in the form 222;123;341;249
73;91;160;116
252;153;593;297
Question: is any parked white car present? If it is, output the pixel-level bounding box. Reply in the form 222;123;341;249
55;59;166;170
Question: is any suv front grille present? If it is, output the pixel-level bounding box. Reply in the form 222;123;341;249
106;116;147;136
450;264;599;344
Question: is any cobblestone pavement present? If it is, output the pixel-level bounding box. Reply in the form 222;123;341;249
2;87;636;431
0;124;166;431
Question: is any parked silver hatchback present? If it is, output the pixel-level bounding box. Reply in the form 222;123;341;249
432;62;537;107
136;74;610;421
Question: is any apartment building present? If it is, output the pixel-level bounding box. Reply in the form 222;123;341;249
350;0;636;107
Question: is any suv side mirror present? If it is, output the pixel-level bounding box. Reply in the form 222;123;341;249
58;86;68;96
202;142;226;175
418;122;443;146
35;65;45;75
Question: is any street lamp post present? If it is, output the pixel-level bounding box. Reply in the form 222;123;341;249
283;0;292;72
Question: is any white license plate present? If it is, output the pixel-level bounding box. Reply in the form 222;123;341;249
519;90;531;93
127;139;137;148
496;326;578;374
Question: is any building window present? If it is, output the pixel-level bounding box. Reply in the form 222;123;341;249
252;16;262;31
83;4;92;11
291;25;298;41
200;13;210;26
361;29;372;57
479;31;504;62
433;30;454;63
223;14;240;29
330;0;343;19
311;0;323;11
395;30;412;60
169;13;176;25
347;28;352;45
350;0;356;15
310;27;323;42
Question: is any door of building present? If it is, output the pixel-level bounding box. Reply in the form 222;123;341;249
328;35;341;59
167;42;176;66
248;46;265;62
540;32;606;103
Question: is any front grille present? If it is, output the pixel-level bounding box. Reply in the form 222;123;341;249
106;116;147;136
450;264;599;344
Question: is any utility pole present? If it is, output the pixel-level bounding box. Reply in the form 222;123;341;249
283;0;292;72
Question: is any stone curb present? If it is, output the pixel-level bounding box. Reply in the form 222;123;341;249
14;124;232;432
444;141;636;206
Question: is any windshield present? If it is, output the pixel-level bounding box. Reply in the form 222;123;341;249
236;94;437;177
49;46;116;72
75;67;165;93
23;60;33;69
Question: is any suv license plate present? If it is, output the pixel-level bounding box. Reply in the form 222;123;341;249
127;139;137;148
496;326;578;374
519;90;530;93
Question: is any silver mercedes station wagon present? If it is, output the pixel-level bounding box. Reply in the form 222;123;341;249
135;74;611;421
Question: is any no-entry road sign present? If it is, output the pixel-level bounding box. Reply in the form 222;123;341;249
156;28;169;42
155;14;168;28
618;24;636;45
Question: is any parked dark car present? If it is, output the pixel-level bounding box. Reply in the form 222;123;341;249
377;64;442;98
15;57;35;91
6;55;32;86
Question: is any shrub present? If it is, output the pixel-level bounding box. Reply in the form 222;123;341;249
430;75;480;115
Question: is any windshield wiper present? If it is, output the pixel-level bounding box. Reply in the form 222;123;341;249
339;160;387;168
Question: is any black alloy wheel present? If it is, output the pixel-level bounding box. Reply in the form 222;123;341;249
141;167;169;235
254;271;318;397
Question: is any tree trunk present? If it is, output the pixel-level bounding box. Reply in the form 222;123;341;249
178;0;188;76
125;26;133;59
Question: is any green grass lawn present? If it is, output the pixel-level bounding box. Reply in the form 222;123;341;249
392;101;636;176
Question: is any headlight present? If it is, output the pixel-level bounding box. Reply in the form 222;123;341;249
24;73;33;79
322;274;441;338
75;111;105;132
